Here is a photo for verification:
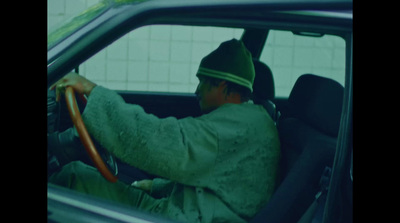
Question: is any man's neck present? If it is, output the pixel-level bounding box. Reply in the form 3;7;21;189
224;92;242;104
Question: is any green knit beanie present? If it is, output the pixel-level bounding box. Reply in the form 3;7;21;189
196;39;255;92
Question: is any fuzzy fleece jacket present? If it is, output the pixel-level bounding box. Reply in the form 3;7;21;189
81;86;280;222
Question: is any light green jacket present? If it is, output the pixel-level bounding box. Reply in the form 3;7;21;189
82;86;280;222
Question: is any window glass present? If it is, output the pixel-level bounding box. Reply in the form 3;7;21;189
80;25;244;92
259;30;346;97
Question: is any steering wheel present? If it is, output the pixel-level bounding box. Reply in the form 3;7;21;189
65;86;118;183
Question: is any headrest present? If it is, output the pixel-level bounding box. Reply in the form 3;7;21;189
288;74;344;137
252;59;275;100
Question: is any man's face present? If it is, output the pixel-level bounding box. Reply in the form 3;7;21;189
195;77;225;113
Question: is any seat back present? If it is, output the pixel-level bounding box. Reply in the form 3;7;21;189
252;59;280;124
252;59;275;101
251;74;344;223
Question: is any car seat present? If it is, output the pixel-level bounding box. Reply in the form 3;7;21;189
251;74;344;223
252;59;279;124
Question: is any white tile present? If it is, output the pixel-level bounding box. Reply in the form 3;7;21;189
148;83;169;92
65;0;86;15
330;69;345;86
211;42;221;51
129;40;149;61
292;68;313;82
294;36;315;47
83;61;106;81
275;87;292;97
259;46;274;67
212;27;235;42
273;46;293;66
150;25;171;40
315;36;335;48
190;63;201;84
191;42;213;63
127;82;148;91
189;83;198;93
265;32;275;45
149;62;169;82
274;30;294;46
83;51;107;81
171;26;192;40
170;41;192;62
128;61;148;81
273;67;293;87
106;81;127;91
149;40;170;61
48;15;67;32
129;26;150;40
293;47;314;67
312;48;332;68
107;60;127;81
212;27;243;42
48;0;65;15
311;68;330;78
192;27;213;41
233;29;244;39
86;0;99;8
93;80;107;87
169;83;190;93
169;63;190;83
107;37;128;60
332;49;346;69
331;36;346;48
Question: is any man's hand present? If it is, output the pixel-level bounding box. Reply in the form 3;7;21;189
50;72;97;102
131;179;153;192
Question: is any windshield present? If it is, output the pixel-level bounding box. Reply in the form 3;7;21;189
47;0;150;50
47;0;111;49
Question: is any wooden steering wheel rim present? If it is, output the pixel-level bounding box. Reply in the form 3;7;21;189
65;86;118;183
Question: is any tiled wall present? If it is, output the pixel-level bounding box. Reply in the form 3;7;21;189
260;30;346;96
48;0;346;97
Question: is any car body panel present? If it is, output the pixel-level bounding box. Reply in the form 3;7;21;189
48;183;177;223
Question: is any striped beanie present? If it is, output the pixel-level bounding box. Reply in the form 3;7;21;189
196;39;255;92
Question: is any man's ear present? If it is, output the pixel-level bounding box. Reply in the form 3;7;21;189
217;80;228;93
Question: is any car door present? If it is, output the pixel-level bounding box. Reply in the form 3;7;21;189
48;1;352;222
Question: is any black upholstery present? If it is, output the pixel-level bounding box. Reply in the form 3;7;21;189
287;74;344;137
252;59;275;100
252;59;279;124
251;74;344;223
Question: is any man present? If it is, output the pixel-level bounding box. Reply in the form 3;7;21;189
49;39;280;223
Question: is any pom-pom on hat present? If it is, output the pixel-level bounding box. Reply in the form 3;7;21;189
196;39;255;92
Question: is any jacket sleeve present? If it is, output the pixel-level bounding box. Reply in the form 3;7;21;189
82;86;218;186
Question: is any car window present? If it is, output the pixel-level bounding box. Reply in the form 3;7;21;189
79;25;244;93
260;30;346;97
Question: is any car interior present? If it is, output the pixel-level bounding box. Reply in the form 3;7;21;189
48;24;352;223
